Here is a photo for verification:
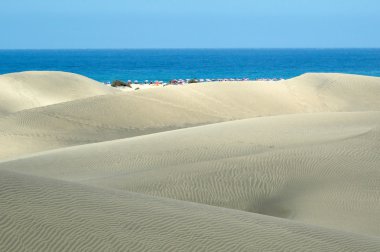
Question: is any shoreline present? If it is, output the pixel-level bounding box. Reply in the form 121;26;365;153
104;77;285;88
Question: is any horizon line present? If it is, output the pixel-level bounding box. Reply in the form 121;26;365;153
1;47;380;51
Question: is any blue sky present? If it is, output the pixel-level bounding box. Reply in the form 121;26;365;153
1;0;379;49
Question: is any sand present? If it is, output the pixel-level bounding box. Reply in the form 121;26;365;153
1;169;379;251
0;71;118;115
0;71;379;251
1;73;380;160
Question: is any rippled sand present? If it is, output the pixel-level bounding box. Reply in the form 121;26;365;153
0;72;379;251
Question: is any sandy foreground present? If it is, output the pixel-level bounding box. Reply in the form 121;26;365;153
0;71;379;251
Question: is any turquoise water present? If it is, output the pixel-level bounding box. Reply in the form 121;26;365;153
0;49;379;82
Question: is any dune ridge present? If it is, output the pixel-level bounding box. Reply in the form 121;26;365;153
0;71;118;115
0;71;380;251
0;72;379;159
2;111;379;237
1;169;380;252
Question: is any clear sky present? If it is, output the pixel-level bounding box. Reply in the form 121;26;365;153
1;0;379;49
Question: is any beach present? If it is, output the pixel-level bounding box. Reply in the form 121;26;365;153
0;71;380;251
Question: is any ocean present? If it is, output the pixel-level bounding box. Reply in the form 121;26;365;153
1;49;379;82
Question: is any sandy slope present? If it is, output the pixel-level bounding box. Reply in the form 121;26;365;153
0;73;379;160
2;111;379;237
0;71;118;115
0;71;380;251
1;169;379;252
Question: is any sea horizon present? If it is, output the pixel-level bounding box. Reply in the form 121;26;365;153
1;47;380;51
1;48;380;82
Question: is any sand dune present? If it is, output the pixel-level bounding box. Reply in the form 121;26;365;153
2;169;380;251
2;111;379;237
0;71;380;251
286;73;380;112
0;71;118;115
0;73;379;159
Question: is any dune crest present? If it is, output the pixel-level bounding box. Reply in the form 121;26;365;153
0;73;379;159
2;111;379;237
0;71;118;115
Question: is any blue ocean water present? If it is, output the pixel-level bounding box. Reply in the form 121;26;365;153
0;49;379;82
